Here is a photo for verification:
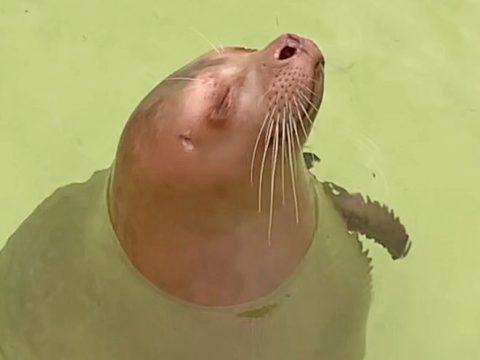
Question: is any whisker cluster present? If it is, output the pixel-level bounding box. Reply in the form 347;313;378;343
250;85;320;244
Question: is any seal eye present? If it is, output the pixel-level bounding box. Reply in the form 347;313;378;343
278;46;297;60
232;47;257;53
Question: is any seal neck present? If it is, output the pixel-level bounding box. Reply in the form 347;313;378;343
107;159;318;306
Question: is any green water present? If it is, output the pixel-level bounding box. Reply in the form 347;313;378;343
1;0;478;358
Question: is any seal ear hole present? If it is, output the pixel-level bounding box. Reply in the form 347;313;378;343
278;46;297;60
179;134;194;150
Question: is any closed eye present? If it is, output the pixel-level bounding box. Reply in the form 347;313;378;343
209;85;233;122
230;47;258;53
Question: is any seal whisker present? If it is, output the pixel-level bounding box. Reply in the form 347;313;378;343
250;111;273;187
286;118;300;224
281;106;287;205
268;119;281;245
216;40;225;51
192;28;221;54
292;96;309;139
263;109;276;146
259;87;274;105
258;110;277;213
296;94;315;127
305;75;322;83
299;83;321;99
166;77;202;82
297;89;320;113
288;101;303;154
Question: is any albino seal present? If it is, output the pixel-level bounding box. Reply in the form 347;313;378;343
0;34;410;360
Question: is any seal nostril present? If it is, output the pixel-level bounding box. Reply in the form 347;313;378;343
278;46;297;61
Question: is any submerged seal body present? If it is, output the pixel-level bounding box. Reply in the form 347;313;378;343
0;34;409;360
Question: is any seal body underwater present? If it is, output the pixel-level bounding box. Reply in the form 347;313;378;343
0;34;410;360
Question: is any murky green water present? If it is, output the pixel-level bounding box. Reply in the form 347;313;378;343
1;0;478;358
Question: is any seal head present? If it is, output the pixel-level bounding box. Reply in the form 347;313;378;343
114;33;324;190
108;34;325;306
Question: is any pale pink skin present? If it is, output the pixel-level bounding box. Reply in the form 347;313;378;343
108;34;325;306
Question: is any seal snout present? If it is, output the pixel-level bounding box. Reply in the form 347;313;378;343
271;33;324;67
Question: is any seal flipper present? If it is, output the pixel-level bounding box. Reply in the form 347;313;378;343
303;151;321;170
321;181;411;260
301;151;411;259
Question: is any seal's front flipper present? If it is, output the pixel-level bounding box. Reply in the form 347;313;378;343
303;152;321;170
322;181;411;260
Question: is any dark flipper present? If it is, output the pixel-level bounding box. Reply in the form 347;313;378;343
322;181;411;260
303;152;321;170
302;152;411;260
